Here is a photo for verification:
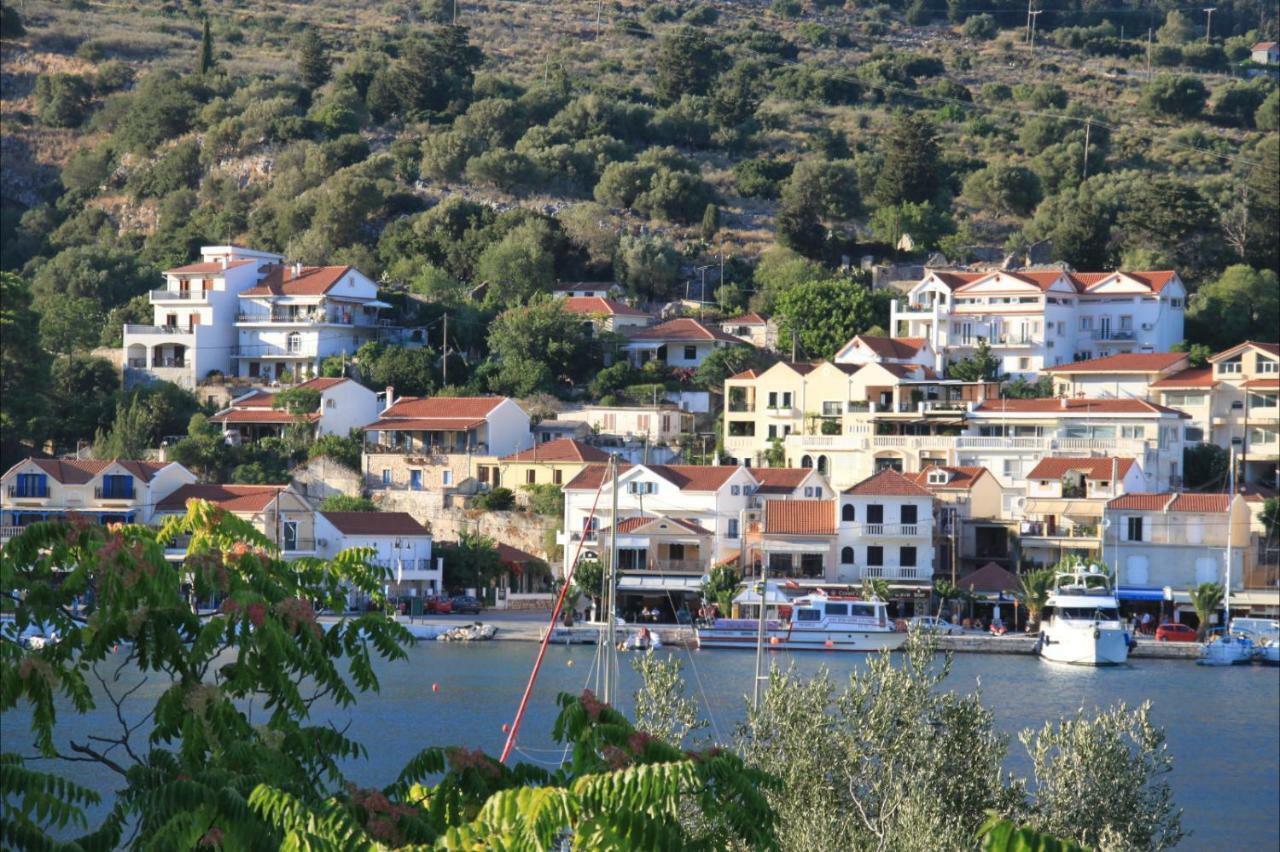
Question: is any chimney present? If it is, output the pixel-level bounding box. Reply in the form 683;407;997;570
292;262;303;277
1060;396;1069;410
219;255;228;269
385;385;395;409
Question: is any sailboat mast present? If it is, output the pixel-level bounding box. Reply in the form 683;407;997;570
1224;446;1234;632
752;542;768;712
603;454;620;705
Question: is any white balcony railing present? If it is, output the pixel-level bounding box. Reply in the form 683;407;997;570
846;523;928;537
861;565;922;580
150;289;208;303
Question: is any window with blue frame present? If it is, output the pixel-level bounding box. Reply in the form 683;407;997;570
15;473;48;498
101;475;135;499
409;470;423;491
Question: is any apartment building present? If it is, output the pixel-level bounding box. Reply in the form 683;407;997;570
315;511;438;600
836;469;936;595
1206;343;1277;487
153;483;316;560
1105;492;1275;614
904;465;1006;577
1;459;196;543
1014;456;1145;570
622;318;745;368
123;246;284;389
597;515;715;619
363;396;532;494
1046;352;1190;400
890;269;1187;378
209;377;380;443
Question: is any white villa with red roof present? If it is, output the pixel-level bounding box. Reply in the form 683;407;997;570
210;377;380;443
123;245;395;389
890;268;1187;378
558;296;653;335
621;318;746;368
835;334;936;370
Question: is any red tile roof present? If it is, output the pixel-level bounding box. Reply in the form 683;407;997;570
848;335;928;360
930;271;986;290
728;368;761;380
560;296;650;318
843;468;933;497
240;264;353;297
750;467;817;494
1208;341;1279;362
10;459;171;485
905;465;990;491
1150;367;1217;389
156;484;286;513
366;417;488;432
879;363;939;379
1241;378;1280;390
1046;352;1187;374
972;398;1187;416
724;312;768;325
319;511;428;536
940;269;1179;295
627;318;742;343
1069;270;1178;293
298;377;349;392
497;542;543;564
382;396;507;419
210;409;320;425
500;439;610;463
599;515;713;536
1106;493;1231;513
563;464;743;492
165;259;254;275
1026;457;1136;481
765;500;835;535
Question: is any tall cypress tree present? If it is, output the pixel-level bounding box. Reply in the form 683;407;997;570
198;18;215;76
873;112;941;208
298;29;331;91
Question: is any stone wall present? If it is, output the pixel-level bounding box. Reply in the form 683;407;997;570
292;457;363;504
372;490;560;559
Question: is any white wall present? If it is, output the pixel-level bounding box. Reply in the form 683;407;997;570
486;399;533;457
317;381;381;436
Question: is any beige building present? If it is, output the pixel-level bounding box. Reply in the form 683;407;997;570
1046;352;1190;400
154;483;317;559
904;465;1006;578
484;438;612;492
1014;456;1145;571
569;404;694;445
720;312;777;349
560;296;653;335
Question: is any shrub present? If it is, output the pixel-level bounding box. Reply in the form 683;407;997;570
962;14;998;40
33;73;92;127
474;486;516;511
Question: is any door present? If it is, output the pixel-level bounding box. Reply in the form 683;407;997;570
1098;316;1111;340
282;521;298;552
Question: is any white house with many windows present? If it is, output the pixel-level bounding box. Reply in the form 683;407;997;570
316;511;437;601
836;468;935;589
890;269;1186;378
209;377;381;442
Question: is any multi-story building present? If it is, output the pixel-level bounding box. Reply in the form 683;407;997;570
904;465;1007;578
234;262;390;382
1;459;196;542
836;469;935;597
123;246;284;389
889;269;1187;378
622;318;745;368
315;511;437;601
153;483;317;560
1014;456;1145;570
1046;352;1190;400
834;334;935;370
1105;492;1275;616
1206;343;1278;488
567;404;694;446
209;377;381;443
363;396;532;495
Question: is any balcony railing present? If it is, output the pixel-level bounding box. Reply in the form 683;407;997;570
236;312;356;325
94;487;135;500
1021;522;1100;540
1092;329;1137;341
846;523;928;537
6;485;48;499
123;324;194;336
150;289;207;302
364;442;485;457
862;565;921;580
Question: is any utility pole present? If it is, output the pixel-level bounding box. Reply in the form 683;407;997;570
1082;120;1091;180
1029;10;1043;47
602;454;620;705
1025;0;1034;42
595;0;603;38
1203;7;1216;43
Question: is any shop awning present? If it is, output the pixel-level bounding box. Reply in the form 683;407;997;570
1116;586;1168;602
617;574;703;593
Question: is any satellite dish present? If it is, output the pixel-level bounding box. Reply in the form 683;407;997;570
1100;518;1111;529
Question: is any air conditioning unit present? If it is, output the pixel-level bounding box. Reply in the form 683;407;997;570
1141;323;1153;331
317;538;328;548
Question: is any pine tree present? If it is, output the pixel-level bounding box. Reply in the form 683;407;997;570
298;29;331;90
873;112;941;208
700;203;719;240
197;17;215;76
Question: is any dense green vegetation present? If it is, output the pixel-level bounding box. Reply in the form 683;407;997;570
0;0;1276;462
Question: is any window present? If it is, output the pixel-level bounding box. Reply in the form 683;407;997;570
1171;298;1183;308
525;469;536;485
1080;317;1093;330
841;546;854;564
683;345;697;360
1249;392;1279;409
1119;315;1133;330
825;603;848;616
1259;357;1278;374
409;470;424;491
325;398;335;408
637;415;651;431
669;543;685;560
731;485;741;495
768;425;777;439
14;473;48;498
866;504;884;524
478;466;490;484
282;521;299;551
287;332;302;353
553;469;563;485
927;470;949;485
628;481;656;495
782;392;793;407
101;474;134;499
767;392;778;409
1185;426;1205;442
1018;357;1031;371
841;504;855;522
1126;516;1143;542
822;401;841;416
801;455;813;469
727;518;739;539
1120;425;1145;439
900;546;917;568
1219;359;1242;374
900;505;917;525
1165;392;1207;406
866;546;884;566
381;469;391;485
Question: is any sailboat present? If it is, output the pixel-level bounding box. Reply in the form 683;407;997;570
1199;448;1254;666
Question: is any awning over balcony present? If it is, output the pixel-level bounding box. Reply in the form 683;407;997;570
1024;499;1104;518
758;539;831;554
617;574;704;592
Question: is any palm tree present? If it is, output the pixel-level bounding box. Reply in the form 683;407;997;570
1188;582;1224;641
1016;569;1055;633
862;578;890;602
933;579;960;620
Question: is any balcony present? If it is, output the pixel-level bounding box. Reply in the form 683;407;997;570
724;436;756;451
1092;329;1137;342
1020;522;1100;543
847;523;929;537
6;485;49;500
94;487;136;501
150;289;208;303
364;442;486;457
236;312;356;326
860;565;924;581
123;324;195;337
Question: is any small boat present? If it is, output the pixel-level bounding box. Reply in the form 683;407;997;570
696;587;905;652
620;627;662;651
1199;630;1255;666
1253;639;1280;666
1038;565;1131;666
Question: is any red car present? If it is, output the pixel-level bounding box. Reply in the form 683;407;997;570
425;596;453;615
1155;623;1197;642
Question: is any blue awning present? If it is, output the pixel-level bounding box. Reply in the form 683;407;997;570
1116;587;1166;602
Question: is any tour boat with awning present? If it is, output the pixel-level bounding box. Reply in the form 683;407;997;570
696;586;906;652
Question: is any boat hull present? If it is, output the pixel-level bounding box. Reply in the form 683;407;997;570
1038;627;1129;666
1199;636;1255;666
1255;644;1280;666
696;625;906;652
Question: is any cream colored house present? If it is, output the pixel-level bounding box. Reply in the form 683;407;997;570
560;296;652;335
720;312;777;349
905;465;1006;577
1015;456;1145;571
569;404;693;445
153;483;316;560
485;438;612;492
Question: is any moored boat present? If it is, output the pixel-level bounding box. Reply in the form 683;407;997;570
1199;630;1255;666
696;588;905;652
1037;565;1131;666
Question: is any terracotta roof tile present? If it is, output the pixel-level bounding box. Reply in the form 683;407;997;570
298;377;349;392
319;511;428;536
724;312;768;325
1027;457;1136;481
765;499;835;535
930;271;986;290
381;396;508;419
1106;493;1174;511
156;484;286;513
848;335;928;360
497;542;543;564
240;264;353;297
210;409;320;425
627;318;742;343
1209;341;1280;362
599;515;713;536
500;439;610;463
1169;493;1231;513
1241;377;1280;390
12;459;170;485
1068;271;1179;293
1106;493;1231;513
727;368;761;380
750;467;816;494
366;417;488;431
563;464;743;492
843;468;933;497
1046;352;1187;374
1150;368;1217;389
905;465;990;491
972;398;1186;416
560;296;651;318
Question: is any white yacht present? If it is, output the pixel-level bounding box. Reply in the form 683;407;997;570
696;587;906;652
1199;631;1255;666
1037;566;1131;666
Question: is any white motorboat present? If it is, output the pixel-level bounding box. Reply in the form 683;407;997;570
1199;630;1255;666
1252;638;1280;666
697;588;905;652
1037;565;1131;666
620;627;663;651
544;626;600;645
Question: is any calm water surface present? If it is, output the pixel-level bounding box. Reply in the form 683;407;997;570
5;644;1278;848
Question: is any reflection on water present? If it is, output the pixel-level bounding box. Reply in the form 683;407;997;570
4;643;1278;847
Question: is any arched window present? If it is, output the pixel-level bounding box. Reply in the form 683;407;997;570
841;546;854;564
800;455;813;469
841;504;855;522
817;455;828;474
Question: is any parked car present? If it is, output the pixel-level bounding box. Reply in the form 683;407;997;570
451;595;483;615
1155;622;1197;642
907;615;957;635
425;596;453;615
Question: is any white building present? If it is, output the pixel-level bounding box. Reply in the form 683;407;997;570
1045;352;1190;400
890;269;1187;378
834;334;936;370
622;318;746;368
552;282;623;299
316;511;438;600
559;296;652;335
566;404;694;445
124;246;285;389
1;459;196;541
209;377;381;442
836;468;935;588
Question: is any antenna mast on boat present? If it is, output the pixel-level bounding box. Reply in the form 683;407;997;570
1224;446;1234;633
603;453;620;705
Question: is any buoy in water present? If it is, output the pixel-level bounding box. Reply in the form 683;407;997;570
567;659;574;667
501;723;509;733
431;683;440;692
